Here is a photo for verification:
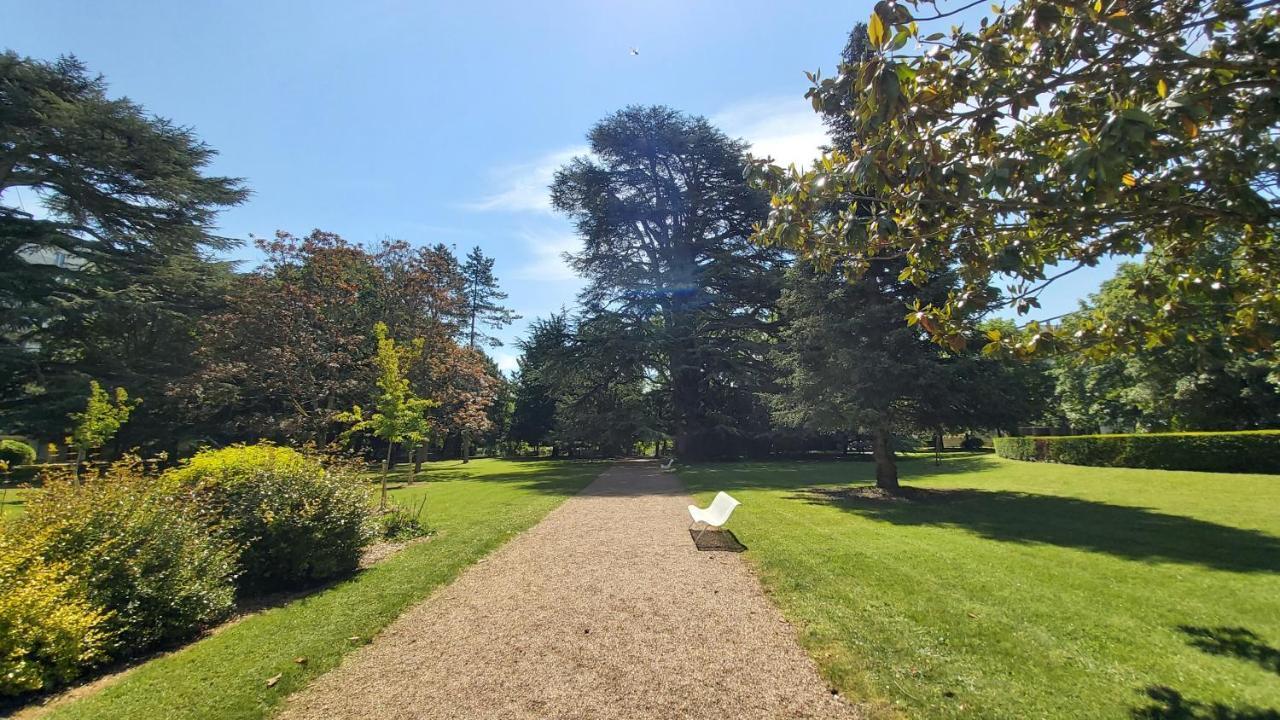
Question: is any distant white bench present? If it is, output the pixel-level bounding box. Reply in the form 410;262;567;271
688;491;740;543
660;457;675;472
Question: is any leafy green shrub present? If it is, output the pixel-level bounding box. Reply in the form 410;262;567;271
0;439;36;468
375;500;429;542
960;436;986;451
993;431;1280;473
165;444;374;594
16;461;239;658
0;528;112;697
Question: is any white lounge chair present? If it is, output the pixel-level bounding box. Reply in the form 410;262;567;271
660;457;675;471
688;491;740;543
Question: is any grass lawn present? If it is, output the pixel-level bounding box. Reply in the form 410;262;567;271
32;458;602;720
0;486;27;517
681;454;1280;719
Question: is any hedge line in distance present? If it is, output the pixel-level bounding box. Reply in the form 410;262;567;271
992;430;1280;474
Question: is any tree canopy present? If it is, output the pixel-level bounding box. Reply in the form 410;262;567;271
753;0;1279;359
0;52;247;442
1051;246;1280;431
551;105;783;459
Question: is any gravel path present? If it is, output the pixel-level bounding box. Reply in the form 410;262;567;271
278;461;859;719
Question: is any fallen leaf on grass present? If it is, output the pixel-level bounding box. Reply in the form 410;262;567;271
294;657;307;664
266;673;282;688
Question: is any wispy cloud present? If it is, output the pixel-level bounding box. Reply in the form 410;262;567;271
464;146;587;213
511;228;581;282
712;96;828;169
492;351;520;374
464;98;827;217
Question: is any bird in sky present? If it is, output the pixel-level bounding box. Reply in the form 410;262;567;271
629;47;640;56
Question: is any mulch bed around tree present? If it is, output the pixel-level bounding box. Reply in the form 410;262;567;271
801;485;983;504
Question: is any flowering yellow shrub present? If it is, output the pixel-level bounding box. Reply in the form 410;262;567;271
0;529;111;696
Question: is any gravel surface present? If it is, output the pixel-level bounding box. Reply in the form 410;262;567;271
278;461;860;719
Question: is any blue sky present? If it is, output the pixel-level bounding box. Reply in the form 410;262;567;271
7;0;1118;371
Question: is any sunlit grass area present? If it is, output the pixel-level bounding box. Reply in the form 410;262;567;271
0;485;29;518
32;459;601;720
682;454;1280;719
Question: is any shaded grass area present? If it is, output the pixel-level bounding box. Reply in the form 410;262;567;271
681;455;1280;719
33;459;601;720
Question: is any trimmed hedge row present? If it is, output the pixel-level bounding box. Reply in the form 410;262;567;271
993;431;1280;474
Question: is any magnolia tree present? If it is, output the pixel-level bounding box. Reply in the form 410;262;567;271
339;323;436;509
69;380;138;481
753;0;1278;359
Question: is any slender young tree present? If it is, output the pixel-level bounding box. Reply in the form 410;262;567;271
69;381;138;482
460;246;518;349
338;323;436;509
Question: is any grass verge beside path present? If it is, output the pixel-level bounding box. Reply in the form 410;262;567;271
36;458;601;720
682;454;1280;719
0;486;26;517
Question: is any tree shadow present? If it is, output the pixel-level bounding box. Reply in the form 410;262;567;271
1131;686;1280;719
1178;626;1280;676
791;487;1280;574
681;454;998;488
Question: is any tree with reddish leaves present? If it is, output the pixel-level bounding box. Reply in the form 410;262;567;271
174;231;494;450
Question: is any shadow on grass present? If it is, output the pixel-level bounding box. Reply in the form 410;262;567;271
372;459;610;495
681;454;998;487
791;486;1280;574
1131;686;1280;719
1178;626;1280;676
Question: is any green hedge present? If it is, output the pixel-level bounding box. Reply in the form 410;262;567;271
993;431;1280;473
0;439;36;468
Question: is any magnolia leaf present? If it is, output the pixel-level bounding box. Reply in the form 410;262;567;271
1156;78;1167;98
1122;173;1136;187
869;11;886;47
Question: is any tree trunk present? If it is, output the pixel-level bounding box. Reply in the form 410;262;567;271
380;442;393;511
74;447;85;485
461;433;471;464
550;444;559;459
872;428;899;490
669;345;701;462
413;442;427;477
